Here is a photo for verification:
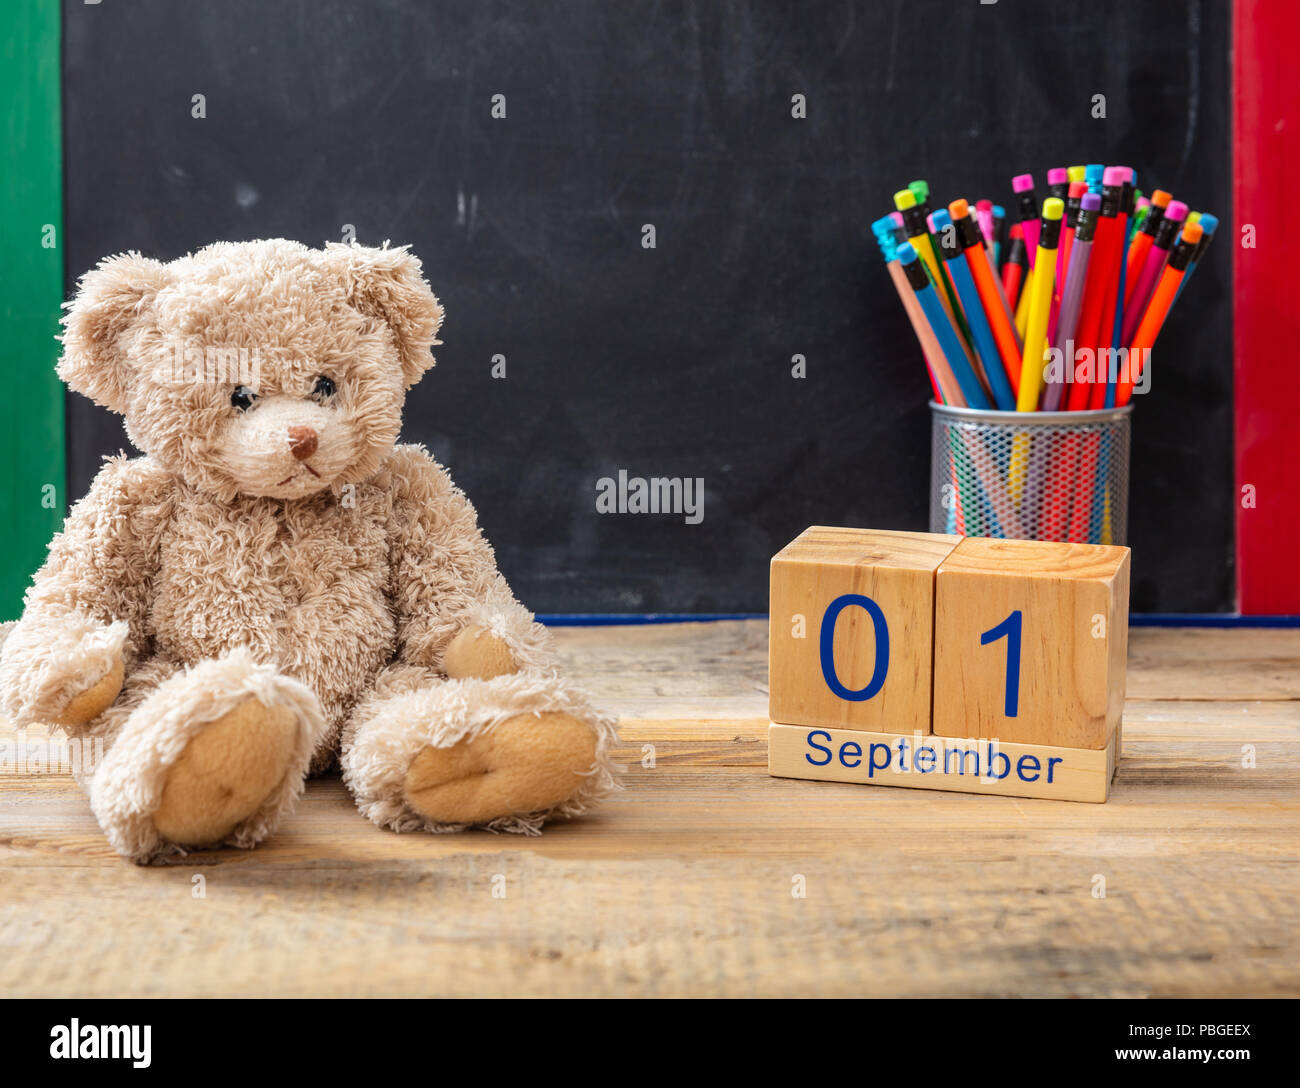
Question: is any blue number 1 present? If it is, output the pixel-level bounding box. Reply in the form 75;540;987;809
980;610;1022;718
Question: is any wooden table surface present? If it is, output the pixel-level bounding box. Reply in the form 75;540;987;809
1;621;1297;997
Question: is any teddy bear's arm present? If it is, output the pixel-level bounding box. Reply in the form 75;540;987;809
0;456;172;729
384;445;554;678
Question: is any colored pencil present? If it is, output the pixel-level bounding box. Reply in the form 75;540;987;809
1124;189;1172;304
897;243;991;410
1017;198;1064;411
1012;174;1040;267
1117;221;1204;406
1175;212;1217;302
873;217;962;406
1002;225;1028;312
1067;169;1124;409
950;198;1023;398
1122;200;1188;346
935;207;1015;410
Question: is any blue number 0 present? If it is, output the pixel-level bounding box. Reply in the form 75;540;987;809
819;594;889;702
981;609;1023;718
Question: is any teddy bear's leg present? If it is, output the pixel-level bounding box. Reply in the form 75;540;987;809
340;664;619;834
86;649;327;862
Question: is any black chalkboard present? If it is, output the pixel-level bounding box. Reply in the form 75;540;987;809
62;0;1233;613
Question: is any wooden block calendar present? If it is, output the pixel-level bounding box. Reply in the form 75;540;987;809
767;527;1129;803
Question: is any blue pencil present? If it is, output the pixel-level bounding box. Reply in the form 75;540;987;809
932;207;1016;410
1175;213;1218;302
897;243;991;410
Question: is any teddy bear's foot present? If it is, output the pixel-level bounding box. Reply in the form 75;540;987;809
404;712;597;826
89;650;327;863
152;698;299;845
341;669;620;835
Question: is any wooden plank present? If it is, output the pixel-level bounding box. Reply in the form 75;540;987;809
0;622;1297;997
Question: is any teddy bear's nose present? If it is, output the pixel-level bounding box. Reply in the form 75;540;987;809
287;426;319;461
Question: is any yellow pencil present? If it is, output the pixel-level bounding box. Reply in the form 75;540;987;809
1014;267;1033;336
1016;198;1064;411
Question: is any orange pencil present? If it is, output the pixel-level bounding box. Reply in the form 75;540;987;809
949;198;1023;398
1124;189;1172;305
1117;221;1203;406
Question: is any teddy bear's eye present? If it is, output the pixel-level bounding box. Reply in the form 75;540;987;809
311;375;337;401
230;386;259;411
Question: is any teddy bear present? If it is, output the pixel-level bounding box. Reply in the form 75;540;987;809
0;238;618;863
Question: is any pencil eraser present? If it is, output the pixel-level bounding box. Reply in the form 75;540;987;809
947;198;971;219
1012;174;1034;193
908;179;929;202
1151;190;1172;208
932;208;952;229
1136;195;1151;208
926;213;937;233
1186;210;1202;226
1047;167;1069;185
1081;192;1102;211
890;211;905;228
1008;222;1024;237
871;215;896;239
1068;165;1086;183
1165;200;1189;222
894;189;917;211
976;198;993;213
1041;197;1064;221
1198;213;1219;235
896;242;919;265
992;204;1006;219
1068;181;1088;198
1182;222;1204;245
1103;165;1127;186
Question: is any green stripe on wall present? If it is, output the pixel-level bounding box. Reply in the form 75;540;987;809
0;2;65;619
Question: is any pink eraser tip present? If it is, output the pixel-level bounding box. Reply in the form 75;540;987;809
1047;167;1069;184
926;213;937;232
976;198;993;212
1103;166;1127;186
1012;174;1034;193
890;211;904;227
1137;195;1151;207
1166;200;1189;221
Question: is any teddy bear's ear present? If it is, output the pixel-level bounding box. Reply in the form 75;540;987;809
320;243;444;389
59;252;170;413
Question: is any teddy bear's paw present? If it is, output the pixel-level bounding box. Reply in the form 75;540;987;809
56;656;126;728
0;612;128;729
442;625;519;680
403;712;598;826
152;698;299;846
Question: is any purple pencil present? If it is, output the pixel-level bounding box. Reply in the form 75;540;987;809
1043;192;1101;411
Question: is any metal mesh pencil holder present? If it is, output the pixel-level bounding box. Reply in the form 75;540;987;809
929;403;1133;545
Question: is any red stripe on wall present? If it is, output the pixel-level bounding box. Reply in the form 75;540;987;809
1235;0;1300;613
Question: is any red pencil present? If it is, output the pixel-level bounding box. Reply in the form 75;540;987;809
1089;166;1132;408
1066;169;1124;409
1001;224;1028;312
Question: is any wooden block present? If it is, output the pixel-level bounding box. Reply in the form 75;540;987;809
933;537;1130;749
769;526;961;733
768;722;1118;803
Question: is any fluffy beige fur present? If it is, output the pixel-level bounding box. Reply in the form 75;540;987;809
0;239;619;863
